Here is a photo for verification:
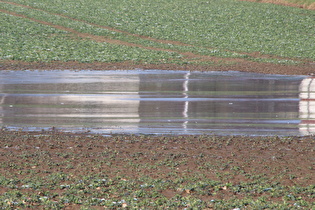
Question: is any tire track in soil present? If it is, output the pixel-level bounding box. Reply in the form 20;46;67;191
1;0;193;47
0;1;309;63
0;1;247;62
1;7;234;64
0;1;201;58
0;9;186;53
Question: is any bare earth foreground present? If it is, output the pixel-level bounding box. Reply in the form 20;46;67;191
0;129;315;208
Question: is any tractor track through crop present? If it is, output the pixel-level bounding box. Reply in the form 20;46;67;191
0;9;180;53
0;7;233;64
0;1;206;59
1;0;315;75
0;1;194;47
0;0;309;64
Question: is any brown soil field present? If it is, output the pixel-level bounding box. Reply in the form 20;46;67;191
2;53;313;77
0;59;315;76
1;131;314;188
0;130;315;208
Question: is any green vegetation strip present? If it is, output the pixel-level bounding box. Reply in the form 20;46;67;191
1;131;314;208
0;8;180;63
278;0;315;7
1;0;314;65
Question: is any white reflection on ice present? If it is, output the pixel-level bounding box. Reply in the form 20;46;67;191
299;77;315;135
0;70;313;136
182;72;190;132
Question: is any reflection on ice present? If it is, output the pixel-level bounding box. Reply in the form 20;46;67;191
182;72;190;132
299;77;315;135
0;70;314;136
0;71;141;133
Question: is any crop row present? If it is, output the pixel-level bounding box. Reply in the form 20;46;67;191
3;0;315;60
1;0;315;64
0;1;249;64
0;12;180;62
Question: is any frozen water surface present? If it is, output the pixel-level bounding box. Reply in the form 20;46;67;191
0;70;314;136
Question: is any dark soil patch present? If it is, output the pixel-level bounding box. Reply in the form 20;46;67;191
0;131;314;208
1;60;315;76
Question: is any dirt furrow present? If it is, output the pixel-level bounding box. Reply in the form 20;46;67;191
0;0;194;47
1;7;243;65
0;9;179;52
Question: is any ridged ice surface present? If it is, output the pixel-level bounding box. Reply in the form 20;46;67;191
0;70;313;136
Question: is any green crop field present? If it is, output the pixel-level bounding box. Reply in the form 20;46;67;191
1;0;315;65
277;0;315;7
1;1;315;208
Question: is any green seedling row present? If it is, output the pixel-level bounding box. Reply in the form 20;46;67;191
0;7;180;63
1;0;315;64
0;2;254;62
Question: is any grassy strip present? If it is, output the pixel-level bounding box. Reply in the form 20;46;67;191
0;2;251;64
1;0;314;65
5;0;315;58
254;0;315;9
1;131;315;208
0;8;180;63
284;0;315;5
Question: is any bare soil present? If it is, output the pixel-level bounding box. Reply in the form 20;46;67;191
1;131;315;207
1;60;315;76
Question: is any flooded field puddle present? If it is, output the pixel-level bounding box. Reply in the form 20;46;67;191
0;70;314;136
